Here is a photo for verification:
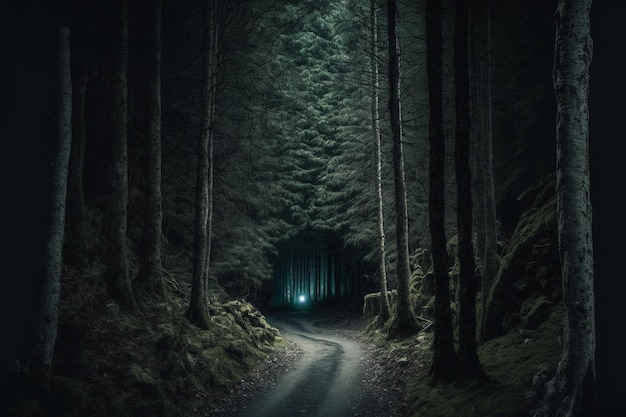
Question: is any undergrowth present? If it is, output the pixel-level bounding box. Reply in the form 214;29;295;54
8;264;283;417
406;305;562;417
361;301;562;417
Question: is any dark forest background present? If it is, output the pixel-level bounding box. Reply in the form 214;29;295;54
1;0;626;415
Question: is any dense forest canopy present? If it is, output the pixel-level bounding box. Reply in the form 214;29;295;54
1;0;625;415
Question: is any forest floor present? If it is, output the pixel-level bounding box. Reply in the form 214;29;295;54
4;263;561;417
192;303;562;417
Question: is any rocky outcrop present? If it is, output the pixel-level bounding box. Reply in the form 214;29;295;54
482;177;561;340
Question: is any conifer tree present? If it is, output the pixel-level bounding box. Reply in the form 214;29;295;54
533;0;596;415
470;0;498;340
65;60;88;268
370;0;391;325
454;0;485;379
387;0;420;338
134;0;166;303
104;0;138;311
426;0;458;385
188;0;218;329
31;19;72;387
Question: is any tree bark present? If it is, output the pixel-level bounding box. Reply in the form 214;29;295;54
65;60;88;268
370;0;391;325
454;0;485;379
386;0;420;338
187;0;218;329
31;21;72;387
469;0;486;306
478;0;497;341
426;0;458;385
470;0;498;341
204;0;218;291
533;0;596;415
135;0;166;303
105;0;138;311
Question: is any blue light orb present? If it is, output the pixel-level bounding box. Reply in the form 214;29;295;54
298;294;306;304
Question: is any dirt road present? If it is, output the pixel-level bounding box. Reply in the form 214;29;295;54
236;312;371;417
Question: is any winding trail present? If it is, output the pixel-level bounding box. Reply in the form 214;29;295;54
236;312;367;417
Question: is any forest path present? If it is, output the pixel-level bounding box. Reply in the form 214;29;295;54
235;311;373;417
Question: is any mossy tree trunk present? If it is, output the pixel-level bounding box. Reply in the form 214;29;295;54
188;0;218;330
533;0;596;415
31;21;72;388
134;0;166;303
386;0;420;339
104;0;138;312
370;0;391;326
454;0;485;379
426;0;458;385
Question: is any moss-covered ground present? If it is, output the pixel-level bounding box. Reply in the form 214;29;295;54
407;306;562;417
8;263;284;417
363;303;562;417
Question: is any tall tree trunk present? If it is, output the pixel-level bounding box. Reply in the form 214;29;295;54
469;0;486;300
187;0;218;329
480;16;498;344
135;0;165;302
454;0;485;379
533;0;596;415
65;61;88;268
386;0;420;338
204;0;218;291
470;0;498;341
105;0;138;311
426;0;458;386
370;0;391;325
31;21;72;387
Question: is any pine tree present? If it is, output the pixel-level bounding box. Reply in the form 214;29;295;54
104;0;138;311
30;19;72;387
370;0;391;325
532;0;596;415
454;0;485;379
187;0;218;329
387;0;420;338
65;59;88;268
470;0;498;341
134;0;166;303
426;0;458;385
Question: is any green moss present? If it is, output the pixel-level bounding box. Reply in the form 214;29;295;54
483;197;558;338
47;267;284;417
406;306;563;417
363;292;382;318
129;364;157;386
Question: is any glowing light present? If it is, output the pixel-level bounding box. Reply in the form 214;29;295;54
298;295;306;303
